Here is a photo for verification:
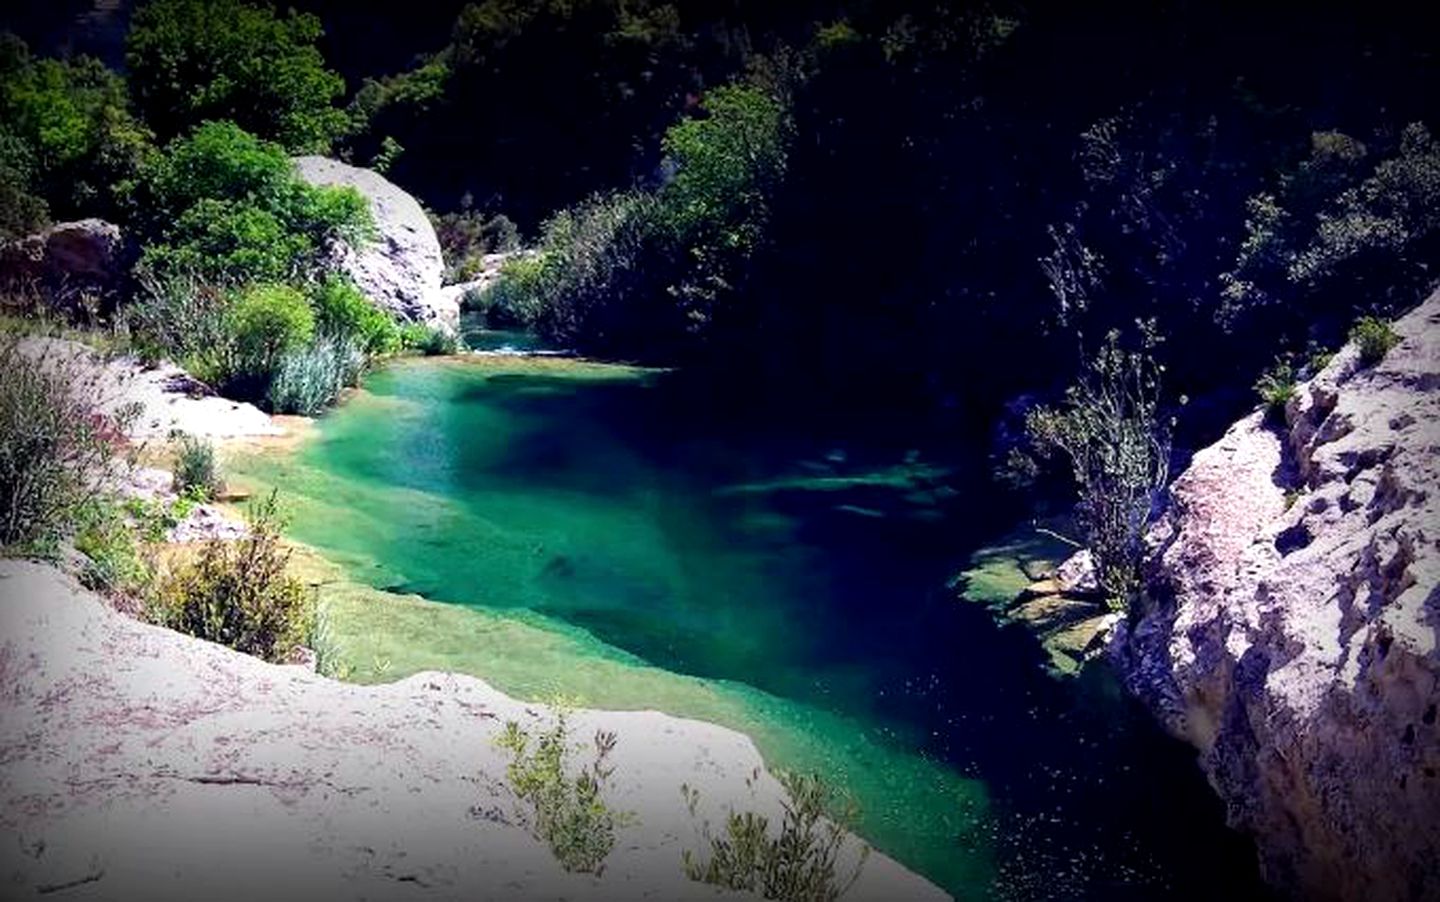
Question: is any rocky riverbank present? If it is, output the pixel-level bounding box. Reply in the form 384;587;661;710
1114;291;1440;900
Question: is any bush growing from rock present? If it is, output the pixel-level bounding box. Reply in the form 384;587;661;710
681;771;868;902
1254;358;1297;419
149;491;311;663
1025;328;1173;611
1350;315;1400;366
496;715;626;874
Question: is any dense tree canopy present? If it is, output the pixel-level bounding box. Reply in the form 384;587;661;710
126;0;350;152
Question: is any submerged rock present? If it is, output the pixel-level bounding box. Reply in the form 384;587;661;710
292;156;454;329
1114;290;1440;900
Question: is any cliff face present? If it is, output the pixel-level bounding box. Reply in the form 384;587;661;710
1115;291;1440;900
0;560;944;902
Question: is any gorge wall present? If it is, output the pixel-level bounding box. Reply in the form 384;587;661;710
1115;291;1440;900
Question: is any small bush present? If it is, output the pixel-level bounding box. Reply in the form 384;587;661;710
496;715;627;874
124;270;234;370
400;322;461;356
310;275;400;354
0;334;137;551
682;771;868;902
1350;315;1400;366
149;491;311;663
74;496;152;594
171;432;222;500
267;335;366;415
1253;358;1296;418
227;283;316;386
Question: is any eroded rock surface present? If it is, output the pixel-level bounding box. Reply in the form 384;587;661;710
1115;291;1440;900
0;561;944;901
292;156;454;328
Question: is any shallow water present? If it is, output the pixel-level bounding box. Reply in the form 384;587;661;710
230;355;1267;899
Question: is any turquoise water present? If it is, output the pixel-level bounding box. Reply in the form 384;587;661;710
232;356;1266;899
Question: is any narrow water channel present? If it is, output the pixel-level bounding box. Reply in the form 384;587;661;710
230;352;1267;899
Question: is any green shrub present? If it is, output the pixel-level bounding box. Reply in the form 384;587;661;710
432;203;522;282
267;335;366;415
227;283;316;381
496;715;627;874
126;0;349;152
171;432;221;500
149;491;311;663
310;276;400;354
1350;315;1400;366
124;270;234;370
0;34;153;222
681;771;868;902
1025;329;1173;612
74;496;151;594
129;121;373;286
0;334;138;551
400;322;461;356
1253;358;1296;418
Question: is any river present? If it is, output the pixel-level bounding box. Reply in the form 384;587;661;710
229;348;1267;899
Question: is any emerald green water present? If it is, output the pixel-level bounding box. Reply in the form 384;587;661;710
230;355;1266;900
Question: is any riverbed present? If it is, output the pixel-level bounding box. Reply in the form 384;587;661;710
228;352;1267;899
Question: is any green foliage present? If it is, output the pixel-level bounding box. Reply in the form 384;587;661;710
681;771;868;902
126;0;350;152
431;200;521;282
124;270;233;370
1025;329;1172;611
227;283;316;380
496;715;626;874
1253;357;1296;418
171;432;221;500
310;276;400;354
0;34;153;222
1350;315;1400;366
130;121;372;286
1221;123;1440;327
267;335;366;415
74;495;152;594
399;323;462;356
0;334;138;551
149;491;311;663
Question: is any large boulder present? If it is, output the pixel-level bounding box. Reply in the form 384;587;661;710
1114;291;1440;900
0;219;127;309
292;156;455;328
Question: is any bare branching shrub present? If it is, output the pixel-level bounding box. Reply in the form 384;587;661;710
0;334;137;551
1026;328;1172;611
682;770;868;902
495;714;628;874
149;491;311;662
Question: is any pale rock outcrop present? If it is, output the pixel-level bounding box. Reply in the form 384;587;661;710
1113;291;1440;900
292;156;456;329
0;561;946;901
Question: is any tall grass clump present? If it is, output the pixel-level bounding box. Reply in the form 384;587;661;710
267;334;365;415
149;491;312;662
681;771;868;902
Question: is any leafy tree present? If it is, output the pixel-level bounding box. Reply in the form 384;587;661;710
0;33;153;223
227;282;316;379
126;0;350;152
130;121;371;285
